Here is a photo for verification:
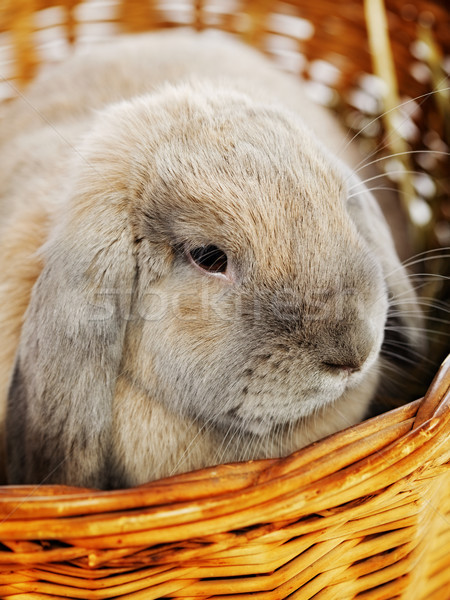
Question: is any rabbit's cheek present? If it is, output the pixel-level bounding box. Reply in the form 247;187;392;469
126;257;387;434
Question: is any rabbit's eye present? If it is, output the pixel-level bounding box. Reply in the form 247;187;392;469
188;245;228;274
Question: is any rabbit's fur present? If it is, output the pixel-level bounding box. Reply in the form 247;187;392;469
0;31;422;488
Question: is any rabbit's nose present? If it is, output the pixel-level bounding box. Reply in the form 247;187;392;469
320;340;372;374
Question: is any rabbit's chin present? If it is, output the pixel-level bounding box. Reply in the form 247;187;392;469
211;357;381;438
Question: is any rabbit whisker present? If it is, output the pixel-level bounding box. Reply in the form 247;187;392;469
336;85;450;166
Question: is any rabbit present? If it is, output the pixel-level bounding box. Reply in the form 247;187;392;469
0;31;424;489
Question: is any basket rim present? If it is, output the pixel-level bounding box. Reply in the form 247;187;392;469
2;353;449;503
0;354;448;547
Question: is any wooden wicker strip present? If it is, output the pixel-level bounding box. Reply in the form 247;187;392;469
0;403;419;519
0;404;425;521
0;436;443;547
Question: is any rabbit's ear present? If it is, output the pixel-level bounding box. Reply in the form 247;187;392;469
6;184;137;488
346;173;424;350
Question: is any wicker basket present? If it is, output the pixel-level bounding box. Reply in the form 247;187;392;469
0;1;449;598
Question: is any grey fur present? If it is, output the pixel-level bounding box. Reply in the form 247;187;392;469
0;32;423;488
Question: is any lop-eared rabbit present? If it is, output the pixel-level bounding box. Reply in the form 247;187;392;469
0;32;422;488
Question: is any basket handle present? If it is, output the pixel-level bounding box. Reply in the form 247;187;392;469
413;353;450;429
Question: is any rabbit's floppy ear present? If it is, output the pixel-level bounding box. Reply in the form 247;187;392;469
6;142;138;488
345;172;424;350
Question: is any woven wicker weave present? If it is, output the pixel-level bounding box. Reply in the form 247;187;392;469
0;357;448;598
0;1;449;598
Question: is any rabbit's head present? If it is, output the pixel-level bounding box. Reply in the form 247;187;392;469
6;83;421;487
